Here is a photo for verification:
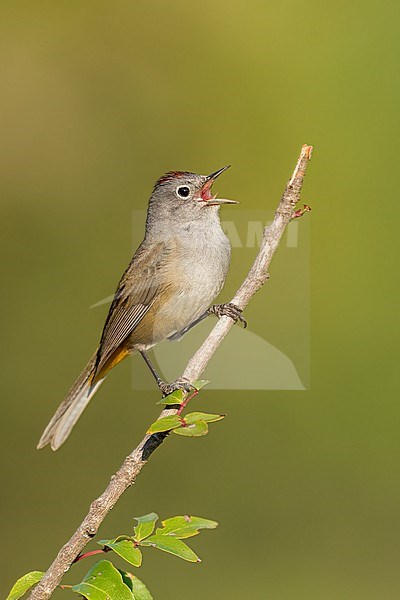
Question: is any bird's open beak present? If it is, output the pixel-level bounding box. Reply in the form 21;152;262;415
206;196;238;205
206;165;231;182
200;165;238;206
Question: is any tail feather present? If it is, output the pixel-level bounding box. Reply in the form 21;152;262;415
37;350;105;451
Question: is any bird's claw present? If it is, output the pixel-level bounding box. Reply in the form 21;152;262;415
208;302;247;328
158;377;195;397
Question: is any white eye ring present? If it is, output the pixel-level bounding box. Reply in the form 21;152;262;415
176;185;191;199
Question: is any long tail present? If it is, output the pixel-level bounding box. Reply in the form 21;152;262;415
37;350;105;451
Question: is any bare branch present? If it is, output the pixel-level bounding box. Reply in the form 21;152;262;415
28;144;313;599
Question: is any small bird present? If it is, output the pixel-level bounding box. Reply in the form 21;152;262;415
38;166;245;451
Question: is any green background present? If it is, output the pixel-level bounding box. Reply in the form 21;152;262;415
1;1;399;598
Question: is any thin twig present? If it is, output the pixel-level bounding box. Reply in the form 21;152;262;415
28;144;313;599
72;548;108;563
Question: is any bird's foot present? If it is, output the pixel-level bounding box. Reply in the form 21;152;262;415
208;302;247;328
158;377;196;398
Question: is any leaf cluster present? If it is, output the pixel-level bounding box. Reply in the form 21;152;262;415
7;513;218;600
150;380;225;437
8;381;223;599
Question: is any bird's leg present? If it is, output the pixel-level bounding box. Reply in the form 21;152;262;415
208;302;247;327
142;304;246;396
139;351;194;397
139;351;164;387
168;312;209;340
169;302;247;342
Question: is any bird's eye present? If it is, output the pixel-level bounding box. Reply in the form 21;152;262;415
176;186;190;198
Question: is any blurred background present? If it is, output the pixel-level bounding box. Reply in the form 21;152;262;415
1;1;399;598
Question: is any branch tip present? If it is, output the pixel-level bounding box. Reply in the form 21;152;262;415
302;144;313;159
288;144;313;187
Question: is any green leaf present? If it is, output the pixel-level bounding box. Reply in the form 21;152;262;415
134;512;158;541
156;389;184;405
184;412;225;424
158;515;219;539
6;571;45;600
192;379;211;391
98;539;142;567
119;570;134;591
147;415;182;434
130;576;153;600
119;572;153;600
141;534;200;562
173;420;209;436
134;512;158;524
72;560;133;599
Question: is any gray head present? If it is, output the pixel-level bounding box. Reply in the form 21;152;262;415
145;166;237;232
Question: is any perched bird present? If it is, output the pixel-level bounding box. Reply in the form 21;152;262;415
38;166;245;451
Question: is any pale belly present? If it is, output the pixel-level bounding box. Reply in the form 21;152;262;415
129;219;231;352
150;266;225;344
145;237;230;347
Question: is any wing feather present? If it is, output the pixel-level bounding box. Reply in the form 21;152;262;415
93;241;169;376
96;302;151;371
